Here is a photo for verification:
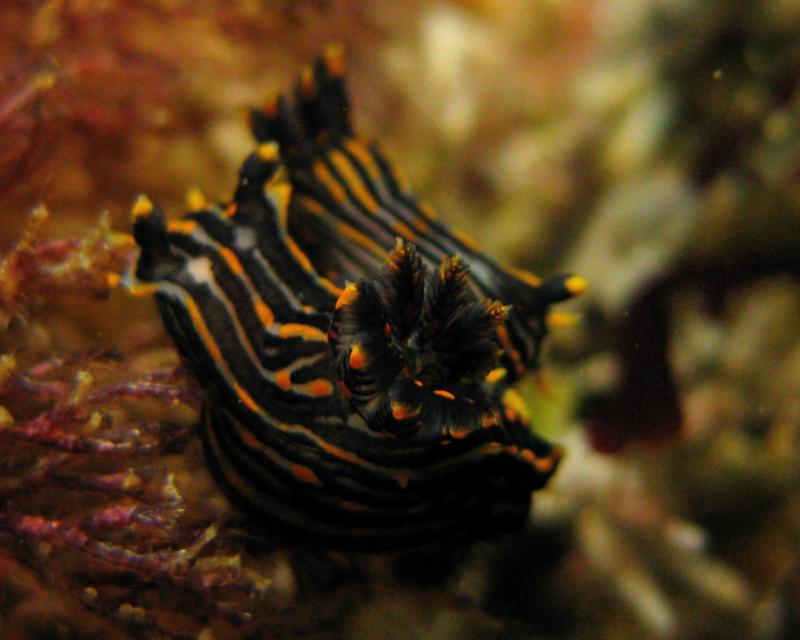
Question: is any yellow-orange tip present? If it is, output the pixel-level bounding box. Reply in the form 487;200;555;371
547;311;578;329
110;231;136;248
257;141;280;163
335;283;359;309
262;93;279;117
275;370;292;390
485;368;507;384
300;65;315;97
185;187;207;211
565;275;587;296
131;194;154;219
391;402;411;420
348;344;366;370
324;43;346;77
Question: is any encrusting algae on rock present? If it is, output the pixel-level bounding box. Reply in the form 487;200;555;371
0;210;298;639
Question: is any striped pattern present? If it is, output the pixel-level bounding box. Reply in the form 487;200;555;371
249;45;585;381
131;51;577;550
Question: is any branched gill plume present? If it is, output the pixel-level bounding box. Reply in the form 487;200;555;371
330;239;509;442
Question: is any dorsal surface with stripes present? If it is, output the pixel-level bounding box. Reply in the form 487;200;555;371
131;46;584;550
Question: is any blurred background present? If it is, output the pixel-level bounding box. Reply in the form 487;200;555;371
1;1;799;639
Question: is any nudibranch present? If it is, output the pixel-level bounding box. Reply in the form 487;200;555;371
130;46;584;550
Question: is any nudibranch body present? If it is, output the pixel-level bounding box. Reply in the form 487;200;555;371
131;47;582;550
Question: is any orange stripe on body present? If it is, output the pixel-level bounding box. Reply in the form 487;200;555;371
376;144;412;192
410;217;429;233
184;297;223;363
393;220;416;241
307;379;334;397
290;463;322;486
283;235;342;296
239;428;264;451
340;499;369;512
336;222;386;257
328;149;380;213
318;439;361;466
268;182;293;230
504;264;542;288
254;300;275;327
234;382;262;413
284;236;315;274
278;323;327;341
496;325;524;375
343;138;382;181
317;276;343;296
313;160;348;204
295;195;329;217
520;448;558;474
218;246;244;275
451;227;481;252
418;201;439;221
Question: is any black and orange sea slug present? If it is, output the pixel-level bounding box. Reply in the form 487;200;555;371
129;46;585;550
